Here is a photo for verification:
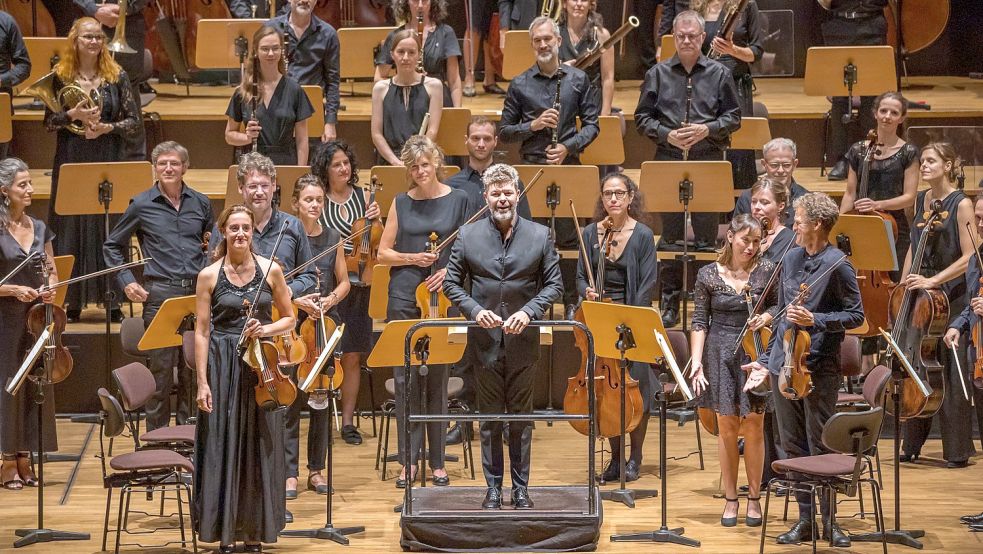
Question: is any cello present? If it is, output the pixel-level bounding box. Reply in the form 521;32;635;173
346;177;384;286
848;129;898;337
25;254;73;384
886;200;949;419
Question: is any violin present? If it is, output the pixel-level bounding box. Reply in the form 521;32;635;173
25;254;73;384
780;283;813;400
414;232;452;318
848;129;898;337
740;283;772;397
564;211;643;438
297;269;342;394
241;299;297;411
269;255;308;365
886;201;949;419
346;177;384;286
967;222;983;390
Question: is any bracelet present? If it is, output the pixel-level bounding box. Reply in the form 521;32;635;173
327;291;339;303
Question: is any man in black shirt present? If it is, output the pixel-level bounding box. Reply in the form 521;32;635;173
0;11;30;159
635;9;741;326
266;0;341;143
733;138;810;228
103;141;215;430
443;163;563;510
447;115;532;219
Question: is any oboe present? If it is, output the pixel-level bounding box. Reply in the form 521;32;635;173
550;69;564;151
682;76;693;161
249;55;259;153
416;9;426;74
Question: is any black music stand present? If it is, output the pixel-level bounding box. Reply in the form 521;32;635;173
640;161;734;332
55;162;152;385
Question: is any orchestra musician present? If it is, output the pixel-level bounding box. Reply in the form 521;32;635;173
0;10;30;160
193;204;296;553
500;14;599;320
0;158;58;491
288;173;350;494
733;138;809;228
446;115;532;218
225;26;315;166
750;178;795;264
900;142;976;469
557;0;615;116
633;0;660;68
689;214;775;527
577;172;658;483
45;17;142;323
375;0;463;107
370;29;443;166
266;0;342;143
309;140;379;446
742;192;864;547
839;91;919;278
462;0;505;97
377;136;479;488
634;9;741;328
102;141;214;431
443;162;564;510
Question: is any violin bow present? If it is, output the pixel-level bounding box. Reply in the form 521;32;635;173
731;240;795;355
770;254;849;322
570;201;596;292
237;222;288;350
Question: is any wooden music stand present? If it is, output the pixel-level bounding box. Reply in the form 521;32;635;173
14;37;70;97
581;116;625;166
302;85;326;139
367;264;390;321
369;165;461;214
433;107;472;157
640;161;734;332
729;117;772;151
224;165;310;211
502;30;534;80
803;46;897;98
0;94;10;143
52;255;74;308
138;295;196;351
659;35;675;61
830;214;898;272
515;164;598;218
194;19;265;69
337;27;398;97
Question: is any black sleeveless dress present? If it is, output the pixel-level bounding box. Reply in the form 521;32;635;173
558;23;601;93
194;260;285;544
381;76;431;163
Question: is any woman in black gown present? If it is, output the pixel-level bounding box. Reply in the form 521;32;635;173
287;174;351;494
193;205;297;552
689;214;776;527
225;26;314;165
375;0;463;107
839;91;919;278
0;158;58;490
371;29;444;165
750;178;795;264
899;142;976;468
576;172;658;483
557;0;615;116
44;17;140;321
378;136;477;487
310;140;381;445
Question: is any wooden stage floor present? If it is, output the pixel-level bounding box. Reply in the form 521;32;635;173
1;417;980;552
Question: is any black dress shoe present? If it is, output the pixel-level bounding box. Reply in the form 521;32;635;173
482;487;502;509
446;423;464;445
66;310;81;323
661;307;679;328
623;460;641;482
899;452;919;463
947;459;969;468
824;523;851;547
341;424;362;445
564;303;577;321
777;519;815;544
243;544;262;553
110;309;124;323
511;487;534;509
219;544;235;553
395;476;407;489
827;159;849;181
432;473;450;486
598;459;620;482
483;83;506;95
284;510;293;524
960;512;983;524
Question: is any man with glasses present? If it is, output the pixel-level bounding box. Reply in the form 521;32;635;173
103;141;214;430
634;9;741;327
733;137;810;228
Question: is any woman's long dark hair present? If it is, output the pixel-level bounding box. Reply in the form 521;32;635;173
310;140;359;189
591;172;654;230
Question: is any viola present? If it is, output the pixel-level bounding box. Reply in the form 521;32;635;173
414;232;452;318
25;254;73;384
779;283;813;400
886;200;948;419
345;177;384;286
967;222;983;390
241;299;297;411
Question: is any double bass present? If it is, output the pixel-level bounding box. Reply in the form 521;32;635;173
315;0;390;28
145;0;231;79
0;0;56;37
886;200;949;419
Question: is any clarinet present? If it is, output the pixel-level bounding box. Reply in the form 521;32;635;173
682;76;693;161
416;9;426;75
249;55;259;153
550;69;564;151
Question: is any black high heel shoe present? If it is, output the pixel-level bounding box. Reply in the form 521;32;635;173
746;496;762;527
721;498;739;527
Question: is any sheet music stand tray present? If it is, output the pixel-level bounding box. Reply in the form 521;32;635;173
515;165;598;245
139;295;196;351
52;255;74;308
640;161;734;332
502;30;534;80
194;19;265;70
224;165;309;211
337;27;398;97
302;85;326;138
729;117;772;151
0;94;11;143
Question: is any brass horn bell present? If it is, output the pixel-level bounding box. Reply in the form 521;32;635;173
23;72;104;136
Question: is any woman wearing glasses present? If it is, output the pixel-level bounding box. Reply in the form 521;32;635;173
576;173;657;482
225;26;314;165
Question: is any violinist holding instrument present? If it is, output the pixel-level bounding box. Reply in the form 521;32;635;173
689;214;775;528
289;174;350;495
574;173;657;484
443;163;563;510
899;142;976;469
0;158;58;491
194;204;295;553
103;141;214;431
742;192;864;547
310;140;380;445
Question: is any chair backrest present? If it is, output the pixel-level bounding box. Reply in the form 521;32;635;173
666;329;690;362
821;407;883;456
112;362;157;412
840;335;862;377
97;387;127;439
182;330;196;370
863;364;892;408
119;316;146;358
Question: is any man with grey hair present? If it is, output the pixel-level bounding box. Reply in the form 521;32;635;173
103;141;214;430
635;9;741;327
443;162;564;510
733;138;810;228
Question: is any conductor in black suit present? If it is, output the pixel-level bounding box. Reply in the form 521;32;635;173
443;163;564;511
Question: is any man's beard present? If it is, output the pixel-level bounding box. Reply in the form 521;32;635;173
492;205;515;223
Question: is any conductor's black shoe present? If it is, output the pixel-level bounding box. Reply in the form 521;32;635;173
661;306;679;328
777;519;815;544
960;512;983;524
623;460;641;482
482;487;502;509
823;523;851;548
827;159;849;181
598;459;620;483
511;487;534;509
947;459;969;468
564;303;577;321
341;425;362;445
